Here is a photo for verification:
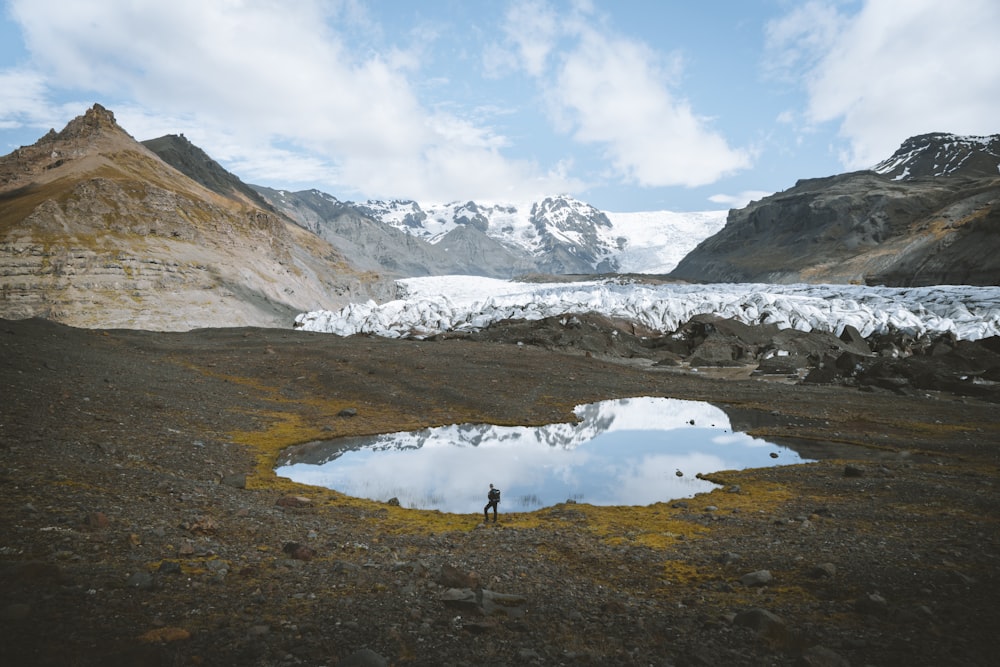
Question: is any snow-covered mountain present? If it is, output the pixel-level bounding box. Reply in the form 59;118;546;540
258;188;727;278
873;132;1000;180
354;196;726;274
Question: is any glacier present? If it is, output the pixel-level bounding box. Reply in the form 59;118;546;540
295;276;1000;342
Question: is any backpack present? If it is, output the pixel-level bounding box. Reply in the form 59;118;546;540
489;487;500;502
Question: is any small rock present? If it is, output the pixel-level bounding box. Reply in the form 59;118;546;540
126;571;154;590
436;564;480;589
855;592;888;616
84;512;110;531
386;497;400;506
158;561;182;575
282;542;316;561
439;587;527;618
810;562;837;578
180;516;218;534
704;505;718;512
337;408;358;418
739;570;773;587
221;473;246;489
732;607;785;637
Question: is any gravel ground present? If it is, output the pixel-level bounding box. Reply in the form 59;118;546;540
1;317;997;666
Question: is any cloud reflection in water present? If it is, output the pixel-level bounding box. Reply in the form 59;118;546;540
275;397;809;513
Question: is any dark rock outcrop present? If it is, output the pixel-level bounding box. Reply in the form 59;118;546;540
671;133;1000;286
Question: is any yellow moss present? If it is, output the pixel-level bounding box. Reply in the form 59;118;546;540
571;503;707;546
656;559;706;586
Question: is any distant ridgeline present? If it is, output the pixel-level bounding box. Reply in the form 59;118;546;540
4;102;997;335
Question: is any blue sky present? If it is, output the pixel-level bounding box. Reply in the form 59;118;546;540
2;0;999;212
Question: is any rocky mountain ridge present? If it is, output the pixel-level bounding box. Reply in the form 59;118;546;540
0;104;377;330
671;132;1000;286
254;187;726;278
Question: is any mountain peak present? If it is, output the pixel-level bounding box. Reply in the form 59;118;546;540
873;132;1000;180
1;103;136;188
44;103;130;144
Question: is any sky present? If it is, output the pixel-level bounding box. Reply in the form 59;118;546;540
1;1;999;212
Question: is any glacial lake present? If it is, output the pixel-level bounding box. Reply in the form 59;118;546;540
275;397;811;513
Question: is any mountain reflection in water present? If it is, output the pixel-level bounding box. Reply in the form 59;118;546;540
275;397;810;513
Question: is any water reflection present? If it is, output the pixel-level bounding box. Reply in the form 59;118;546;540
275;397;810;513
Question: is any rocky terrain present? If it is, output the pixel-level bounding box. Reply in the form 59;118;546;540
2;104;999;666
2;315;998;666
0;105;384;331
671;133;1000;287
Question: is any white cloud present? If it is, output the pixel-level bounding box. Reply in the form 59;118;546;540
708;190;773;208
554;28;750;187
767;0;1000;169
5;0;576;202
502;0;561;77
0;68;90;134
501;0;750;189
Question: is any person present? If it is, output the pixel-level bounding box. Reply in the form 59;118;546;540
484;483;500;522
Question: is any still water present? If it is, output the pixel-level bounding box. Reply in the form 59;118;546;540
275;397;810;513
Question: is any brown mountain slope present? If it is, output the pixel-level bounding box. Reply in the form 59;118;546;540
0;104;378;330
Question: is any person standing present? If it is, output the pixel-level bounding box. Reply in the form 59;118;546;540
484;483;500;523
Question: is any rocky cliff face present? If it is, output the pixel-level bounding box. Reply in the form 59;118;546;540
671;133;1000;286
0;104;374;330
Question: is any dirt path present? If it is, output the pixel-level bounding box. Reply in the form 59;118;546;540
2;318;997;666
